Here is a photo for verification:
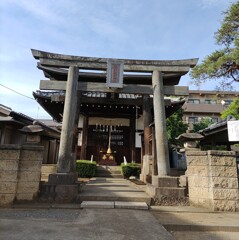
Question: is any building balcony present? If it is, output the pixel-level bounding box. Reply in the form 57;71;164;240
183;103;226;114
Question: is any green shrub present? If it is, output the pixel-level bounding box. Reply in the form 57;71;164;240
120;163;141;178
76;160;96;178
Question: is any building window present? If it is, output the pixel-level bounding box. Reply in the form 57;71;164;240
224;100;233;105
188;99;200;104
188;117;199;123
205;99;217;104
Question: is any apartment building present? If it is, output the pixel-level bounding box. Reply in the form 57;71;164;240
182;90;239;127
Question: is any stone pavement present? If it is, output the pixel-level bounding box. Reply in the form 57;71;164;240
1;204;239;240
0;208;173;240
152;206;239;240
1;177;239;239
77;177;151;205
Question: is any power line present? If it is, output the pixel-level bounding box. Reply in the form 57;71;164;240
0;83;34;100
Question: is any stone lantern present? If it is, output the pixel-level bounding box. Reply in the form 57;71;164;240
19;121;44;144
176;129;204;151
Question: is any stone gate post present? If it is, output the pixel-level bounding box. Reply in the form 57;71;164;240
186;150;239;211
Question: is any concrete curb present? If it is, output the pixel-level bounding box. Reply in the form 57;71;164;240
164;224;239;232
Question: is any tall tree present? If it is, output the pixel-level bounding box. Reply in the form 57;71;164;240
190;2;239;89
166;108;188;146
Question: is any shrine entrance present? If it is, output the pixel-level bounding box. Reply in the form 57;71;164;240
32;49;198;175
86;124;130;165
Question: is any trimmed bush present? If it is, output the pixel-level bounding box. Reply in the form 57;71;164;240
120;163;141;178
76;160;96;178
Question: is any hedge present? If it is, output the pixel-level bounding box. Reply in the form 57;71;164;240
120;163;141;178
76;160;96;178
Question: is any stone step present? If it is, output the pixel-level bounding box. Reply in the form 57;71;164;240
81;201;114;209
147;185;187;198
78;177;152;205
152;176;180;188
146;183;189;206
154;196;189;206
80;201;149;210
96;165;121;171
96;166;123;178
163;224;239;232
169;168;186;176
96;170;122;175
96;169;121;174
77;195;151;205
95;174;123;178
156;187;187;198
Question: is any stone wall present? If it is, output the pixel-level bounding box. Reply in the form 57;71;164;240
0;144;44;206
41;164;57;181
16;145;44;201
0;145;21;206
186;150;239;211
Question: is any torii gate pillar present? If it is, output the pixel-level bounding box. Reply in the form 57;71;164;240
152;70;170;176
47;65;79;202
57;65;79;173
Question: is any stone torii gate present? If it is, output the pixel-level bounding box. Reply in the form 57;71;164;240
32;49;198;202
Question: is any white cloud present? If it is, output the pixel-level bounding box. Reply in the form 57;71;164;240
89;16;128;40
7;0;64;25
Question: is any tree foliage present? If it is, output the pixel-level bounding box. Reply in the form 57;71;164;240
190;2;239;89
215;2;239;47
193;117;214;132
221;97;239;120
166;108;188;146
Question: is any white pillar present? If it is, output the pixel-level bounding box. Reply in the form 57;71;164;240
152;70;170;175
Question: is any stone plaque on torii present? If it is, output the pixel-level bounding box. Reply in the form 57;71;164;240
106;59;124;89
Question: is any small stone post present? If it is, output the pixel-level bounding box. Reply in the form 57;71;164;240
152;70;170;176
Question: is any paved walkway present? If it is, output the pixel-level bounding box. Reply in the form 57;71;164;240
1;177;239;239
76;177;239;239
2;204;239;240
151;206;239;239
0;208;173;240
78;177;151;205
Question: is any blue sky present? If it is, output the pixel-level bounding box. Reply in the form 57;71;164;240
0;0;238;119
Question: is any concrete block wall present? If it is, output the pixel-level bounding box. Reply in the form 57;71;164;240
0;145;21;206
0;144;44;206
186;150;239;211
16;145;44;201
